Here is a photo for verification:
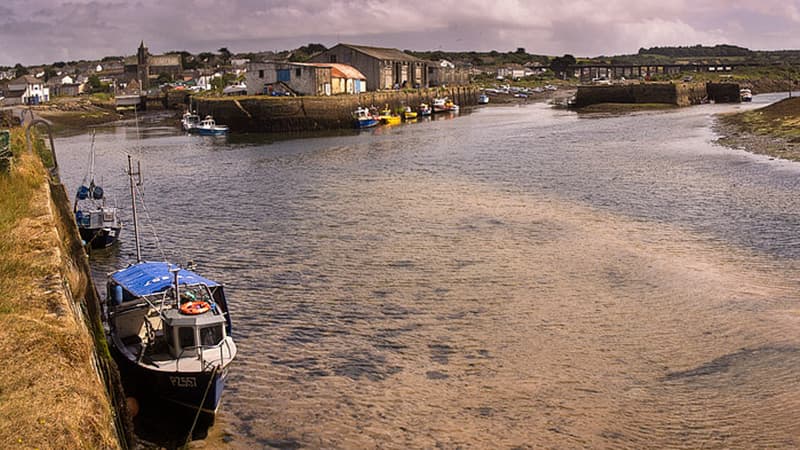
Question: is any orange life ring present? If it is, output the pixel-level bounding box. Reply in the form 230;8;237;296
179;300;211;315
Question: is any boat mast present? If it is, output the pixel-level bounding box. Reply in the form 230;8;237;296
127;155;143;263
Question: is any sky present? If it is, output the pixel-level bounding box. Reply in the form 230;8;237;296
2;0;800;67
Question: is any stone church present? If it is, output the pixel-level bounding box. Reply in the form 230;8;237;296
124;41;182;90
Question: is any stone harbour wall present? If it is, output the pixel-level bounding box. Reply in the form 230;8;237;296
192;87;480;132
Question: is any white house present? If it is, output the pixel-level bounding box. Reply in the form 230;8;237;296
5;75;49;105
60;75;74;85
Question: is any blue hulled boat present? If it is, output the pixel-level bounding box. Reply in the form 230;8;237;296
189;116;229;136
353;106;379;128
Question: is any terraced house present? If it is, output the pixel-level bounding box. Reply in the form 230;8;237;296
2;75;49;105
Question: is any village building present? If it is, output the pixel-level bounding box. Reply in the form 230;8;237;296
2;75;49;105
310;43;428;91
246;62;331;96
123;41;182;90
309;63;367;94
47;74;84;97
245;62;366;96
427;59;471;86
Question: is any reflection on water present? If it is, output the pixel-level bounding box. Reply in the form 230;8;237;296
57;94;800;448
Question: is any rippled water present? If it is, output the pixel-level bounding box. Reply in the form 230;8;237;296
56;95;800;448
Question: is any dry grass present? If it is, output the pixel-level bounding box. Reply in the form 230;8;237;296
0;128;119;449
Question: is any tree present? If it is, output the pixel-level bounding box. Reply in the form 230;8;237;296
156;72;173;85
87;74;103;93
218;47;232;65
550;54;577;77
14;63;28;78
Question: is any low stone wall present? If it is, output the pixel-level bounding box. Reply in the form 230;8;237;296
193;87;479;132
574;82;735;107
706;83;741;103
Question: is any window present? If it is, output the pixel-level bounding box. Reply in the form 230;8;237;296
329;55;337;63
295;68;302;78
178;327;195;349
200;325;223;346
258;70;264;79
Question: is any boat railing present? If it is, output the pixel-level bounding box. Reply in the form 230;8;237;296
175;337;234;373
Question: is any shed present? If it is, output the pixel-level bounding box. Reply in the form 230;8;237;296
311;43;428;91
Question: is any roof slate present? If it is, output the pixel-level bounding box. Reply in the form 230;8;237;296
339;44;423;63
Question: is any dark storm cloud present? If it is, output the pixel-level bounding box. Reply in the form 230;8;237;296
1;0;799;66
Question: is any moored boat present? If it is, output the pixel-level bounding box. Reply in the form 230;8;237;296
353;106;379;128
106;156;237;432
418;103;432;116
432;97;448;113
74;131;122;249
377;105;401;125
181;111;200;131
445;98;460;112
403;106;418;120
740;88;753;102
189;116;229;136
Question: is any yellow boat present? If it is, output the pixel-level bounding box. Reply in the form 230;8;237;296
378;105;402;125
403;106;418;120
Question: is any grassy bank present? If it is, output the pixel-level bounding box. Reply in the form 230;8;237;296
0;128;119;449
716;96;800;161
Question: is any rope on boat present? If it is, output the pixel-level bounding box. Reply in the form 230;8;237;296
185;364;219;445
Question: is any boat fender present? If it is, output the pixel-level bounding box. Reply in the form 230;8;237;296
77;185;90;200
113;285;123;305
92;185;104;200
180;301;211;315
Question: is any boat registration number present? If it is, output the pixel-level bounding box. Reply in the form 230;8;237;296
170;376;198;388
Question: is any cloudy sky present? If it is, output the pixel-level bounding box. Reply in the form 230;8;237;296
2;0;800;66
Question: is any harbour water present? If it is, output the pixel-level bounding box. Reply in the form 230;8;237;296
57;95;800;448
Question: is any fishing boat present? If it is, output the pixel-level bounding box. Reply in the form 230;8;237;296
73;131;121;249
478;94;490;104
432;97;448;113
105;156;237;431
353;106;379;128
740;88;753;102
181;111;200;132
418;103;432;116
403;106;418;120
445;98;460;112
377;105;401;125
189;116;229;136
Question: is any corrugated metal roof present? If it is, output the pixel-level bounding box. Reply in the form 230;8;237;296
339;44;423;63
307;63;366;80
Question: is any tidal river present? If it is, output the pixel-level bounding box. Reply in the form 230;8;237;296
57;94;800;449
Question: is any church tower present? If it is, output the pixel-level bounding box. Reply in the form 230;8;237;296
137;41;150;90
